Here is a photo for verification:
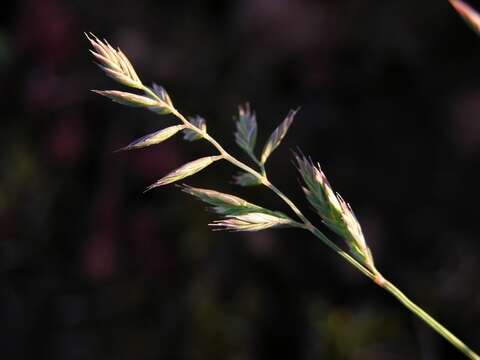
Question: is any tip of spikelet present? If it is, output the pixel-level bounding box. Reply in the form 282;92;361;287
86;32;143;89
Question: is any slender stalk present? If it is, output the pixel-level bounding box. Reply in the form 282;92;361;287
382;279;480;360
164;104;479;360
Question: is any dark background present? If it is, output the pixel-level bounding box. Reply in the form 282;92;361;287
1;0;480;359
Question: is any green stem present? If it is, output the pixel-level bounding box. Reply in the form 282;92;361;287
168;105;479;360
381;279;479;360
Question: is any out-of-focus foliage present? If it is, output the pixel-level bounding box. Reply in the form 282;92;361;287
1;0;479;359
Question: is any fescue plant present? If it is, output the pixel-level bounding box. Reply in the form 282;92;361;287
86;4;479;356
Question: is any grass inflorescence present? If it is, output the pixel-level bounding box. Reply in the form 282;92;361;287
86;22;479;360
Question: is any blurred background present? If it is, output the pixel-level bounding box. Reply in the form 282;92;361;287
1;0;480;359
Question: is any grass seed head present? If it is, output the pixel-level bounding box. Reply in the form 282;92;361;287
86;33;143;89
117;125;186;151
210;212;295;232
181;185;258;214
145;155;223;191
92;90;159;108
260;108;298;164
181;185;276;216
295;154;375;269
235;103;257;155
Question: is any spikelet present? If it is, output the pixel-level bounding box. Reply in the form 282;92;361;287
145;156;223;191
260;109;298;164
210;212;295;232
235;103;257;155
181;184;296;232
117;125;185;151
295;154;375;270
92;90;159;108
449;0;480;35
86;33;143;89
181;185;287;218
181;185;264;215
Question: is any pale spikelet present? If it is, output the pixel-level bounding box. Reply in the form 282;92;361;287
181;185;259;215
210;212;295;232
336;195;374;269
86;34;142;88
295;155;342;218
92;90;159;108
117;125;185;151
449;0;480;35
145;155;223;191
235;103;257;155
183;116;207;141
181;185;282;216
232;171;262;186
295;154;375;269
86;33;143;89
180;185;295;232
260;109;298;164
